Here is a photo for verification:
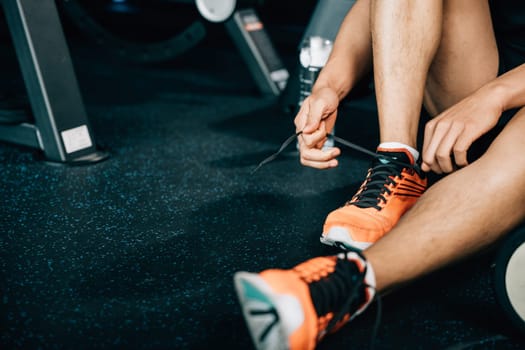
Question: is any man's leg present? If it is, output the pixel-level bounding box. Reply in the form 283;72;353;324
322;0;499;250
365;0;502;292
373;0;498;138
371;0;442;147
368;106;525;292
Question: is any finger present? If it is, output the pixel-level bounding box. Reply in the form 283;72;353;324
431;166;443;175
422;118;437;158
294;101;310;132
300;158;339;169
303;98;329;133
301;121;327;148
421;160;442;173
421;120;437;172
452;133;474;168
301;146;341;162
298;132;339;158
298;132;340;169
315;121;329;148
434;123;464;173
300;149;340;169
422;120;451;173
421;162;431;172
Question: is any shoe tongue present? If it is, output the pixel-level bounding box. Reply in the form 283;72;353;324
376;148;414;165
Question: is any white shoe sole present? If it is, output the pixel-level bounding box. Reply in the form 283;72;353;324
320;226;372;251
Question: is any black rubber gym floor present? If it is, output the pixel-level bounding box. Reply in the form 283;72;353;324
1;21;525;350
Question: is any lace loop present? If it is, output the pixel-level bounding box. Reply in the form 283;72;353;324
350;161;404;210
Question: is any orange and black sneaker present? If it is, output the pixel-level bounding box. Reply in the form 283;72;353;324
321;148;427;250
233;251;376;350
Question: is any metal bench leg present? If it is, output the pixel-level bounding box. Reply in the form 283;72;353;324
0;0;108;164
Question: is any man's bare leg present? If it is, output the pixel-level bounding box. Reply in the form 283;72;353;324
321;1;443;249
367;0;511;293
371;0;499;145
371;0;442;148
323;0;496;250
367;107;525;292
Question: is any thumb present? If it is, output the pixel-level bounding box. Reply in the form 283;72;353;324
302;99;324;134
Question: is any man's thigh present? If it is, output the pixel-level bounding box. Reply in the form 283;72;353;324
466;106;525;169
478;107;525;165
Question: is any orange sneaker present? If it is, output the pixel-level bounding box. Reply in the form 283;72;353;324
234;252;376;350
321;148;427;250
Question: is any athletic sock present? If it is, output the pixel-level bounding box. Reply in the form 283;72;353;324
378;142;419;162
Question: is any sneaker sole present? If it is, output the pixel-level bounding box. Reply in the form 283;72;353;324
320;227;372;251
233;272;305;350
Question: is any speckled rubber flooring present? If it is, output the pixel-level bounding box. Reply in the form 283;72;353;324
1;25;524;350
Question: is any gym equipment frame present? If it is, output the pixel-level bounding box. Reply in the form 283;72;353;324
225;7;289;96
0;0;108;164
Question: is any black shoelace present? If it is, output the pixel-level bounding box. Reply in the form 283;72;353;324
251;131;419;174
336;243;382;350
351;161;405;211
308;244;381;350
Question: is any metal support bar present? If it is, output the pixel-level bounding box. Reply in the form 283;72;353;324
0;122;40;149
225;8;289;96
0;0;108;164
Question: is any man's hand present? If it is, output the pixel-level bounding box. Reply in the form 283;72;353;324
294;87;341;169
422;87;503;174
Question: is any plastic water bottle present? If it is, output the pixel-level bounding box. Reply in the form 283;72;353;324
298;36;334;150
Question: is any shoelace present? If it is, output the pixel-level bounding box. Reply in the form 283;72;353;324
308;244;381;350
351;161;405;211
314;256;367;339
251;131;420;174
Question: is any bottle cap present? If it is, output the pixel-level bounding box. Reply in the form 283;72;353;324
309;36;332;67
